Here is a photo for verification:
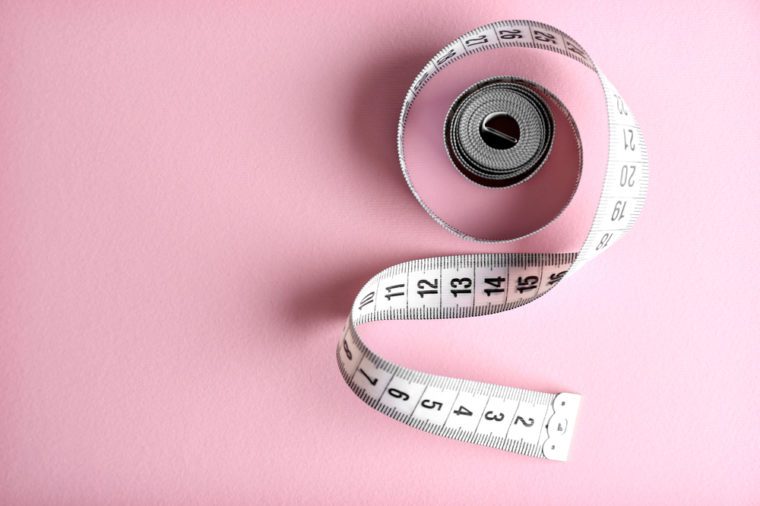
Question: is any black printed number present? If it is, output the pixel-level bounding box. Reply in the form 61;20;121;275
566;40;586;57
465;35;488;47
611;200;627;222
412;72;429;93
417;279;439;297
388;388;410;401
436;49;456;66
342;339;352;361
516;276;539;294
359;368;377;386
615;94;628;116
384;284;404;301
484;276;505;296
484;411;505;422
548;271;567;286
421;399;443;411
453;405;473;416
498;29;522;40
358;292;374;310
623;128;636;151
596;232;613;251
514;415;535;427
450;277;472;297
620;164;636;187
534;30;556;44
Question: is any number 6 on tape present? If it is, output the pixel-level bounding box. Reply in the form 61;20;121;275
336;20;648;461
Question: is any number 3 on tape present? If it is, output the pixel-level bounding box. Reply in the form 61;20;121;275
336;20;648;461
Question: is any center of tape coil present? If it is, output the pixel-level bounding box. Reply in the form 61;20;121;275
444;77;554;188
480;113;520;149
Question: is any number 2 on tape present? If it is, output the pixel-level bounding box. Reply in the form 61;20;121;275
336;20;648;461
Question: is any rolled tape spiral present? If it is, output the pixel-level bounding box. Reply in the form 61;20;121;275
336;20;648;461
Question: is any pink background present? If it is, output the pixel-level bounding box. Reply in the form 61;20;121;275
2;1;759;504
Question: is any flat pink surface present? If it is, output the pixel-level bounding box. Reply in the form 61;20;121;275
2;1;759;504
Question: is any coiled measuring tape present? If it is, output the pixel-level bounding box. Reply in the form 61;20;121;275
336;20;648;461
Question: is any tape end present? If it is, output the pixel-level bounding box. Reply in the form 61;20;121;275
542;392;582;462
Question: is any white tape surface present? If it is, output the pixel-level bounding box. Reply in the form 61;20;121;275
336;20;648;461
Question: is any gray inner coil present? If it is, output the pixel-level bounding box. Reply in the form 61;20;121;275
444;77;555;188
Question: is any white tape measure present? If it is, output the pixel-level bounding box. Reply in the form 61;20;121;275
336;20;648;461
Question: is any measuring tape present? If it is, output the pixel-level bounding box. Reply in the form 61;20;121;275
336;20;648;461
